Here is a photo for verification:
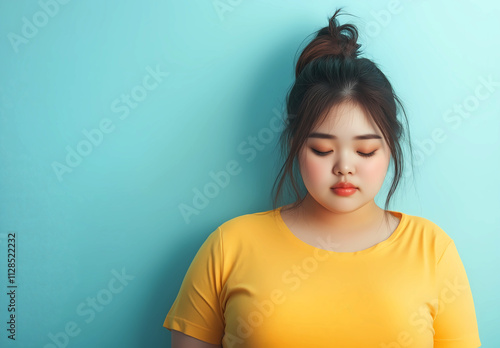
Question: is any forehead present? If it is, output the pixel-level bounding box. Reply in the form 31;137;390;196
313;102;379;135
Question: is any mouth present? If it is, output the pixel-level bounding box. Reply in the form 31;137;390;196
331;187;357;196
331;181;357;190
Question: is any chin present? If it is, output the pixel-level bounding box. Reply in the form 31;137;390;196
319;200;362;211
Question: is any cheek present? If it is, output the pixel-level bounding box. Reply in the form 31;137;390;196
300;155;328;183
361;158;389;183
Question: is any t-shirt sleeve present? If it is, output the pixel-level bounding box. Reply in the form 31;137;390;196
433;240;481;348
163;227;225;345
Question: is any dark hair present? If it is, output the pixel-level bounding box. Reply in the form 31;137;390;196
271;7;415;214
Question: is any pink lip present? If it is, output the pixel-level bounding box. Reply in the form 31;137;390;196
331;182;357;189
331;187;357;196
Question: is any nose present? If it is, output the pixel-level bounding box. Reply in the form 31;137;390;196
333;151;355;175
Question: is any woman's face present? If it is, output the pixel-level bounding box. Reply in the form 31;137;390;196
297;102;392;213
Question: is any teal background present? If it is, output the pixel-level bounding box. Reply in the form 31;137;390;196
0;0;499;347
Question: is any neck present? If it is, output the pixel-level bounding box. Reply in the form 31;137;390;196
289;193;387;239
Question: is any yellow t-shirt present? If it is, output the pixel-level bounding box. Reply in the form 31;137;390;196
164;207;481;348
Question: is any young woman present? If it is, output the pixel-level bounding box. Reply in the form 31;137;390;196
164;8;481;348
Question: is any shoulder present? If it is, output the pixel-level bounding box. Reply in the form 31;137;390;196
203;209;278;264
213;208;278;246
399;211;454;255
218;208;277;232
403;212;450;236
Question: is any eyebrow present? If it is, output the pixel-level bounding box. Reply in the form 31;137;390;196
308;132;382;140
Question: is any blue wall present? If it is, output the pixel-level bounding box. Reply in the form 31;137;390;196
0;1;498;347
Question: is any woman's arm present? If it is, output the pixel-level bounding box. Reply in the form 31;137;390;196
171;330;222;348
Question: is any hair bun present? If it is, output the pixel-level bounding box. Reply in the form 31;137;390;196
322;8;362;59
295;8;362;77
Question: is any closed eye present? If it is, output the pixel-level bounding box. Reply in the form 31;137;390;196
311;149;331;156
358;151;376;158
311;149;377;157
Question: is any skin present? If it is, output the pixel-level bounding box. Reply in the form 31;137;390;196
282;101;399;250
171;330;221;347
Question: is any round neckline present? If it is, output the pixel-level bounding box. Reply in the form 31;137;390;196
273;206;406;256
